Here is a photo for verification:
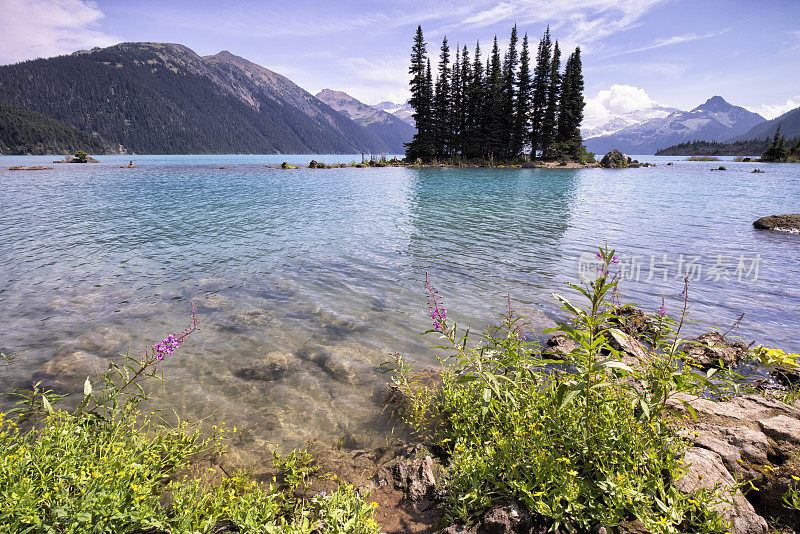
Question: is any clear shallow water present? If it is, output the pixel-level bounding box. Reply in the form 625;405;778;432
1;154;799;458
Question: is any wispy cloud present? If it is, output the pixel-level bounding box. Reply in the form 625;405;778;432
0;0;120;64
602;29;729;58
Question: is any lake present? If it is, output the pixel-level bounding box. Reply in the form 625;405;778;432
1;154;799;460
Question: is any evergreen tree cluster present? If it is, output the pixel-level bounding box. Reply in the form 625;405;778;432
405;25;587;163
654;138;780;157
762;124;800;162
0;103;111;155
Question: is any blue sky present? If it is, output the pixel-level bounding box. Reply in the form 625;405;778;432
1;0;799;120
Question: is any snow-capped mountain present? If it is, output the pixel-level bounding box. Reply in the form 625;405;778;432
584;96;765;155
582;105;679;139
371;101;415;127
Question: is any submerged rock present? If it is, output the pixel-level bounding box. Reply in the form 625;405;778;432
600;149;628;169
753;214;800;233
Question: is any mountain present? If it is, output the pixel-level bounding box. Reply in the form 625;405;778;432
371;101;415;127
316;89;414;153
0;43;390;154
584;96;765;155
581;105;679;139
729;105;800;142
0;102;113;155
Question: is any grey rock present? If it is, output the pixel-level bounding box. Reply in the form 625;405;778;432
679;423;769;482
672;393;800;514
758;415;800;448
676;447;767;534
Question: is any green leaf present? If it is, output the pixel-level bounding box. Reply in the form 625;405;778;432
559;389;580;410
42;395;53;414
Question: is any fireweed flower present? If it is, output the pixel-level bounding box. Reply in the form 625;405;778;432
658;303;667;316
149;304;198;364
425;273;447;331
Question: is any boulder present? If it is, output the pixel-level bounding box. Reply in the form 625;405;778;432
671;393;800;518
753;214;800;233
682;331;748;368
600;149;629;169
521;161;538;168
676;447;768;534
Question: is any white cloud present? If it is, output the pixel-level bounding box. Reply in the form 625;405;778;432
0;0;120;64
582;84;664;131
589;84;658;114
749;98;800;120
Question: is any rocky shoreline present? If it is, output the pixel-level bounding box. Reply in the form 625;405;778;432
211;321;799;534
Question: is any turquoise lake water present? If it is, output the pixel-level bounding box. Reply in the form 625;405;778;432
1;154;799;457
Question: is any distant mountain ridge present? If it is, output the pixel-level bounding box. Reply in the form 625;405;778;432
316;89;414;153
582;105;679;139
584;96;765;154
371;101;415;127
729;105;800;142
0;43;391;154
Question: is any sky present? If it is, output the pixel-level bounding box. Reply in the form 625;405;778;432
1;0;799;123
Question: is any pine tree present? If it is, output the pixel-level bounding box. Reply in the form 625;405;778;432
501;25;518;159
433;37;451;158
511;33;531;158
450;46;462;158
485;36;504;160
425;58;435;156
457;45;471;157
406;26;433;160
763;124;789;162
464;41;484;159
556;48;586;161
529;27;551;159
541;41;560;159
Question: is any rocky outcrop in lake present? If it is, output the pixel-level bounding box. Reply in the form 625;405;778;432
753;214;800;233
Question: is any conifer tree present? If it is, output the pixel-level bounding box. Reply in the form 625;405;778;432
485;36;504;159
511;33;531;158
433;37;451;158
529;27;551;159
501;25;518;158
763;124;789;162
541;41;560;159
556;48;586;161
457;45;471;156
450;46;462;157
464;41;485;159
406;26;433;160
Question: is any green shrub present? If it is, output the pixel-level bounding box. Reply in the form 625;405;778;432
386;247;736;533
